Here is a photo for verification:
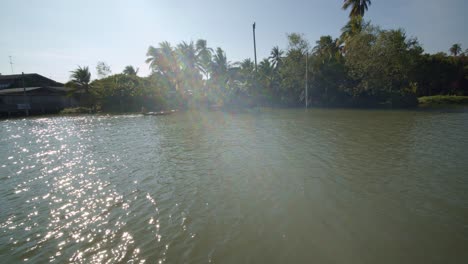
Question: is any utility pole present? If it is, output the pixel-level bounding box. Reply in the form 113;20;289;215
252;22;257;72
22;72;29;116
305;52;308;108
9;56;14;74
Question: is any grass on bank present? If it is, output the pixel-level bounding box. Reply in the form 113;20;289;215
59;107;96;114
418;96;468;107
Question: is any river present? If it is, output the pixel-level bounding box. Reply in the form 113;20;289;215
1;109;468;263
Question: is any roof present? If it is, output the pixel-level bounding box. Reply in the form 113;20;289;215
0;73;64;89
0;74;28;80
0;73;60;82
0;87;41;95
0;86;72;95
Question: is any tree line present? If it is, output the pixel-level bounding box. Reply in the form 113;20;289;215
66;0;468;111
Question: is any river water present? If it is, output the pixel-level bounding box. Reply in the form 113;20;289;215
1;109;468;263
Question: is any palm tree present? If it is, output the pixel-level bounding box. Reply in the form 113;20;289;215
146;41;180;90
339;15;364;45
70;66;91;94
269;46;284;69
259;59;274;89
342;0;371;18
234;58;255;91
123;65;138;76
177;40;212;93
210;47;230;78
313;36;339;60
145;45;161;72
208;47;236;99
195;39;213;78
449;43;462;56
146;41;177;73
176;40;213;77
239;59;254;72
177;41;197;71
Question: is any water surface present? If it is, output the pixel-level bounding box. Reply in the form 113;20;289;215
1;109;468;263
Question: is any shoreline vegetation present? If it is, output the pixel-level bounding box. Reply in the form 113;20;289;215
57;1;468;114
56;95;468;117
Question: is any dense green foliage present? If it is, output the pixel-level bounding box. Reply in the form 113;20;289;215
67;3;467;111
344;26;422;107
90;73;174;112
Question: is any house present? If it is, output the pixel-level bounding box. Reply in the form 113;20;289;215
0;73;78;116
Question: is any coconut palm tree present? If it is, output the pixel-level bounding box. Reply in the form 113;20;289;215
236;58;255;85
195;39;213;78
176;40;213;77
210;47;230;78
177;41;211;93
145;45;161;71
177;41;197;70
313;36;339;60
146;41;180;90
269;46;284;69
70;66;91;94
123;65;138;76
259;59;274;89
339;15;364;45
449;43;462;56
146;42;177;74
208;47;236;99
342;0;371;18
238;59;254;72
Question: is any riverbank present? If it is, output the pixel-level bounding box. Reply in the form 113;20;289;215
418;95;468;107
3;96;468;120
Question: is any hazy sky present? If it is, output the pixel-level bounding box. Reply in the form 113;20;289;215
1;0;467;82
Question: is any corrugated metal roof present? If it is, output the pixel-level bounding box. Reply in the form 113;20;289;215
0;86;72;95
0;73;64;88
0;74;26;80
0;87;42;95
48;86;73;92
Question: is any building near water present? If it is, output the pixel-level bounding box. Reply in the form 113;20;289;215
0;73;78;116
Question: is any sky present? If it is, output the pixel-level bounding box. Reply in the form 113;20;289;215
1;0;467;82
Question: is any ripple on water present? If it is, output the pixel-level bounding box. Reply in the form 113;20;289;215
1;111;468;263
0;116;157;263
